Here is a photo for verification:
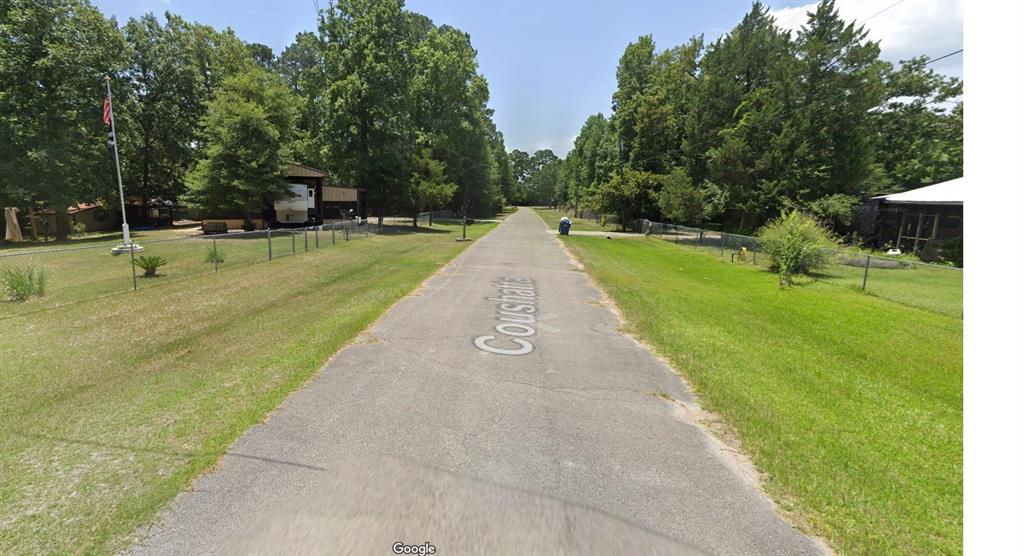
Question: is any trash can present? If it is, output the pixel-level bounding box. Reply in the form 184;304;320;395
559;217;572;235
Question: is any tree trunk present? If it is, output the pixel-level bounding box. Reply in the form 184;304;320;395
54;211;71;241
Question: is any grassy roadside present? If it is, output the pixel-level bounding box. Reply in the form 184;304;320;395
532;207;623;232
646;231;962;318
0;221;495;555
563;235;962;555
1;227;322;318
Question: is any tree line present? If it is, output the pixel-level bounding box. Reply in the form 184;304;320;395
0;0;514;238
559;0;962;234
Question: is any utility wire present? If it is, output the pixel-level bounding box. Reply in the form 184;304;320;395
596;0;951;168
863;0;908;23
928;49;965;65
619;48;963;170
773;0;905;35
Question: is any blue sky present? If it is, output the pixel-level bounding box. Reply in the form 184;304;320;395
94;0;963;157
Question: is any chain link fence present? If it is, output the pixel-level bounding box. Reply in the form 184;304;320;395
642;220;962;318
358;210;459;232
0;220;370;320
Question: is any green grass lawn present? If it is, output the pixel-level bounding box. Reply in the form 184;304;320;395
818;258;962;318
532;207;624;232
563;236;962;555
0;226;361;319
650;234;963;318
0;227;201;252
0;221;495;555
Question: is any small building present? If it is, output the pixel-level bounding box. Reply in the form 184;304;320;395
200;164;361;232
68;203;118;232
68;198;175;232
869;178;963;259
124;197;175;228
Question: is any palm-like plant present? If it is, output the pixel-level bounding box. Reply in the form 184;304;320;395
133;255;167;278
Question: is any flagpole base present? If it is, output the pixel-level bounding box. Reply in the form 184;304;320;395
111;243;144;255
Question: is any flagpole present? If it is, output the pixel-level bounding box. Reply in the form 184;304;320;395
106;76;139;254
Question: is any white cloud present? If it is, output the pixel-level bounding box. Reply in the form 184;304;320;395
769;0;963;77
519;134;578;157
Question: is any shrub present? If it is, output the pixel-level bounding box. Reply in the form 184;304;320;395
133;255;167;278
71;222;87;238
757;211;837;286
204;246;225;264
1;266;47;302
939;238;963;268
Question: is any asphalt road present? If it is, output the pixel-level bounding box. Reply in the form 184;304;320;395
130;208;824;556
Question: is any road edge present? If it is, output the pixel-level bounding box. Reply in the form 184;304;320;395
554;233;835;556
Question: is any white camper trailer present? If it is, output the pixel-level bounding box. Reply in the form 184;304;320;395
200;165;360;232
274;183;317;225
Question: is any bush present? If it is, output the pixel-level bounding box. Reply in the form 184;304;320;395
204;246;225;264
939;238;963;268
757;211;837;286
71;222;87;238
133;255;167;278
2;266;47;302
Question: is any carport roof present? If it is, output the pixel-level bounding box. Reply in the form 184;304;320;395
286;163;327;178
873;177;963;205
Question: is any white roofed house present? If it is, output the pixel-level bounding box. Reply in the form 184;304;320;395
868;178;963;263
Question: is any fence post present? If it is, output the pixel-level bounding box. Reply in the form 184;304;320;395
129;245;138;291
267;227;272;261
315;228;319;249
862;255;871;290
304;229;309;251
332;224;336;245
753;245;757;264
429;211;432;226
291;231;296;255
213;236;218;273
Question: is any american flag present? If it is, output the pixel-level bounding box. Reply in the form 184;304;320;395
103;92;115;158
102;94;112;126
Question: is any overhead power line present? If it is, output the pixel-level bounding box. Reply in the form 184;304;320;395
617;47;963;170
926;49;964;65
863;0;908;23
589;0;956;167
774;0;905;34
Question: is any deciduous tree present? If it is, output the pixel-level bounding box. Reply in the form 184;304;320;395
184;68;297;228
0;0;126;238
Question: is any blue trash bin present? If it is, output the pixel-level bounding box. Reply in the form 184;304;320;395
559;217;571;235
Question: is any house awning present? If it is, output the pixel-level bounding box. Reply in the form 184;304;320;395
873;177;963;206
